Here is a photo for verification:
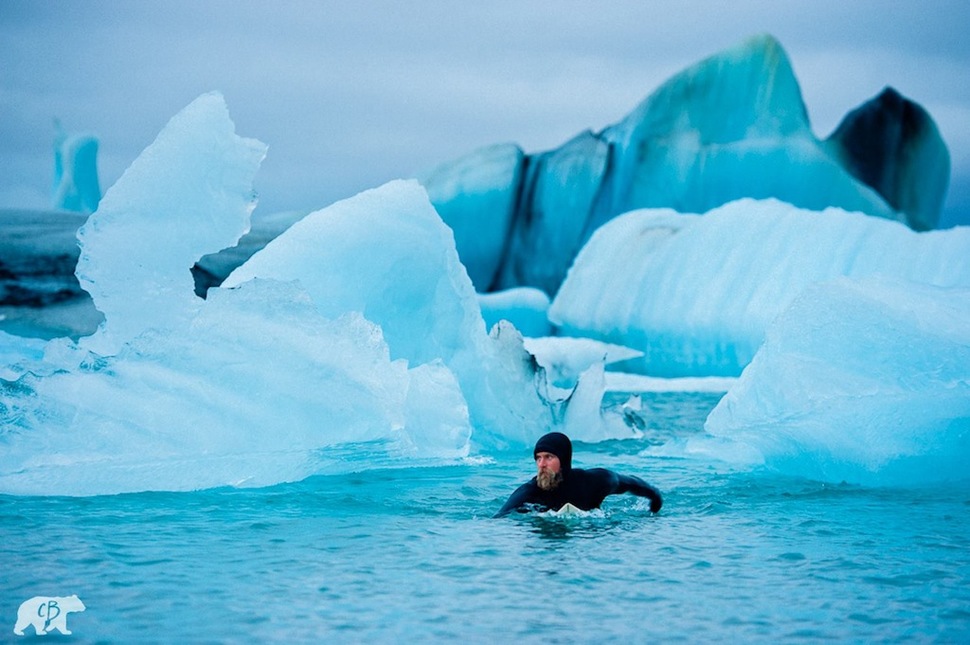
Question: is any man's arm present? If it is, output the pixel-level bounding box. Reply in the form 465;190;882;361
608;471;663;513
493;482;538;518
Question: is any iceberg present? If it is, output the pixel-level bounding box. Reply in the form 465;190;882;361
75;92;267;355
703;276;970;486
421;143;523;291
51;121;101;214
0;280;469;496
420;34;949;295
223;179;557;448
826;87;950;232
496;130;611;295
4;91;623;495
0;94;481;495
550;199;970;377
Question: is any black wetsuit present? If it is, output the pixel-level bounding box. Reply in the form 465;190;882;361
494;467;663;518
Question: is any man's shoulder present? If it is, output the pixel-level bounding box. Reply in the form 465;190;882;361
510;478;541;497
569;467;614;479
566;467;619;493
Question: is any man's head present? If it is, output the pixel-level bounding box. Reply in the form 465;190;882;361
533;432;572;491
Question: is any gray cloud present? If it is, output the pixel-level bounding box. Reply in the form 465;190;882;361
2;0;968;225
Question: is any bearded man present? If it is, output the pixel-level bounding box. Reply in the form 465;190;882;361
494;431;663;518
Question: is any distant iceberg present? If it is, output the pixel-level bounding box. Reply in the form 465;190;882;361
550;199;970;377
826;87;950;232
421;34;950;295
51;121;101;214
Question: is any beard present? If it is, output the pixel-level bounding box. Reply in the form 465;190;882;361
536;469;563;491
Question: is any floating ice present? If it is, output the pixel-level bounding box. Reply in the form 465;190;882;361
51;122;101;214
551;199;970;377
0;278;472;495
523;336;642;389
421;35;949;295
826;87;950;232
75;92;267;355
0;94;482;495
420;143;522;290
223;179;557;448
703;276;970;486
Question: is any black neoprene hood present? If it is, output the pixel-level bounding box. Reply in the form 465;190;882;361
533;432;573;471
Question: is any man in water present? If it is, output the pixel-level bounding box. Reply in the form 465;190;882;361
494;431;663;517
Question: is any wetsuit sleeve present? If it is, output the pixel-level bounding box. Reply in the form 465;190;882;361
609;472;663;513
493;482;537;518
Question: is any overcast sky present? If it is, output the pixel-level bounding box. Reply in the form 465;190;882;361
2;0;968;227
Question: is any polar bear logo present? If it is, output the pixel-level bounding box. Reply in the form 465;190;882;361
13;595;86;636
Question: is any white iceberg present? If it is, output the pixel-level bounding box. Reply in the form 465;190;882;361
550;199;970;377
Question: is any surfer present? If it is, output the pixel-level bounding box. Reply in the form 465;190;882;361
494;431;663;517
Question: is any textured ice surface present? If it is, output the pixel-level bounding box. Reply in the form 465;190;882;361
551;199;970;376
703;277;970;486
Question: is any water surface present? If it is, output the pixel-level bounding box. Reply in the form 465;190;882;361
4;392;968;642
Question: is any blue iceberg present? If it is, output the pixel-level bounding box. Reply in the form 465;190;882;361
421;34;950;295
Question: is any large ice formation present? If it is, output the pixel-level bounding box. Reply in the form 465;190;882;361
420;34;950;295
2;91;627;496
51;122;101;214
702;276;970;486
550;199;970;377
826;87;950;232
0;95;482;495
74;92;267;355
222;179;557;447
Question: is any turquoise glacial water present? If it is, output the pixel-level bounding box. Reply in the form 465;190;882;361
3;392;970;642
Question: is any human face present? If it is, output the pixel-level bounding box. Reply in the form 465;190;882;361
535;452;561;475
535;451;562;491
